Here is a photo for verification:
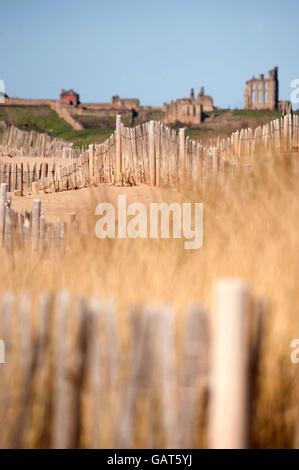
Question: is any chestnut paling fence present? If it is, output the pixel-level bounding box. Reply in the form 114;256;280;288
0;183;77;256
3;113;297;253
1;113;299;193
0;279;264;449
1;125;82;158
0;155;90;194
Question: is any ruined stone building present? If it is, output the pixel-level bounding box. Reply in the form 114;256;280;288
59;89;80;106
244;66;291;113
163;87;214;125
197;86;214;112
111;95;140;110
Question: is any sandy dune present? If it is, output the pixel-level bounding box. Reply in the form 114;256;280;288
10;183;180;223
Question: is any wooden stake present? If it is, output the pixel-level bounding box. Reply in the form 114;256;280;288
149;121;156;186
212;147;219;178
0;183;8;244
209;278;250;449
179;128;186;186
115;115;122;185
89;144;94;185
4;206;13;255
51;291;70;448
32;199;41;251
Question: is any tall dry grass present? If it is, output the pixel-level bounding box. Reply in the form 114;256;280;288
1;150;299;448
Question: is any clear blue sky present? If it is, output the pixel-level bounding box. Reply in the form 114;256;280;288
1;0;298;108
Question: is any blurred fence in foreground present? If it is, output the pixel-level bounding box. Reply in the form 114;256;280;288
0;279;264;449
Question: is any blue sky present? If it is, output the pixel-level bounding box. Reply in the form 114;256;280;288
0;0;298;108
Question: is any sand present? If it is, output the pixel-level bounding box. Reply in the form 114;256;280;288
9;183;181;223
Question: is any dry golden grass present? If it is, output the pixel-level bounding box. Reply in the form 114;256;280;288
1;150;299;448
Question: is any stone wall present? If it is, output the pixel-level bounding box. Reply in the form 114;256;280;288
79;103;113;109
0;95;141;112
0;97;55;106
111;95;140;109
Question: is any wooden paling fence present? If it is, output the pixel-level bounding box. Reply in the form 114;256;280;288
1;125;83;159
0;183;77;255
2;113;299;193
0;160;55;194
109;113;299;188
0;156;91;194
49;112;299;191
0;279;263;449
40;152;90;193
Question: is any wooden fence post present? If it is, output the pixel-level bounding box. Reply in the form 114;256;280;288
4;207;13;255
32;182;39;195
20;163;23;195
149;120;156;186
179;128;186;186
283;114;289;153
86;298;101;448
89;144;94;185
180;304;208;448
288;113;292;153
0;292;13;447
14;294;33;448
159;306;178;448
51;291;70;448
115;115;122;186
8;164;11;192
212;147;219;179
0;183;8;244
32;199;41;251
209;278;250;449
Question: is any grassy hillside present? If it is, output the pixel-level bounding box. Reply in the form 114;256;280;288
0;105;69;134
0;106;165;147
184;109;284;143
0;106;114;147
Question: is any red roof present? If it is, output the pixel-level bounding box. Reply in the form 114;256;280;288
60;89;78;97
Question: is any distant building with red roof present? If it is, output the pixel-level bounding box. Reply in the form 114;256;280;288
59;89;79;106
